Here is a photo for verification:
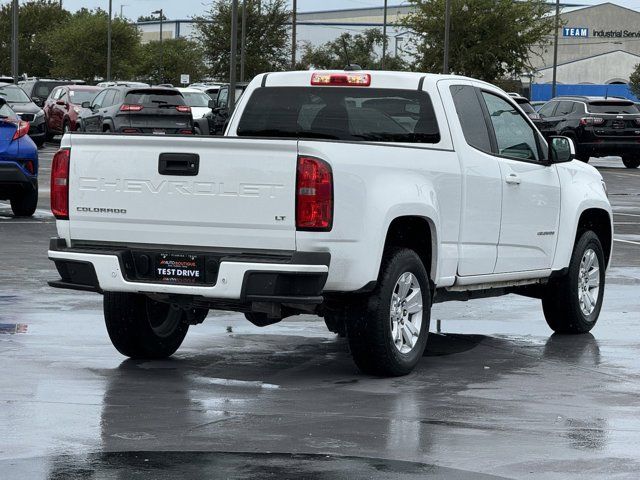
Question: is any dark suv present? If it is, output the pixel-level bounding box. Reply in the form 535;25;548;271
194;83;248;135
18;79;80;107
77;87;193;134
537;96;640;168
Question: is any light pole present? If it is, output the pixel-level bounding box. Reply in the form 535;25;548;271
107;0;113;81
11;0;18;83
241;0;247;81
152;9;164;83
443;0;451;74
381;0;388;69
291;0;297;69
229;0;239;112
551;0;560;98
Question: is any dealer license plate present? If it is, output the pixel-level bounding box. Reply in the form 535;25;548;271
156;253;204;284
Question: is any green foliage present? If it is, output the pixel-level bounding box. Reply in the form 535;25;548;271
48;8;141;82
195;0;290;81
403;0;555;82
137;38;207;85
629;64;640;99
0;0;70;78
137;14;167;22
298;29;409;71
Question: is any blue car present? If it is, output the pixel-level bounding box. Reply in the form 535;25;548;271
0;97;38;217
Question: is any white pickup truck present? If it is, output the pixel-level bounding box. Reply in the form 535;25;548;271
48;70;612;376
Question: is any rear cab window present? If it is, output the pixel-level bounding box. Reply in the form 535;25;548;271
237;87;440;144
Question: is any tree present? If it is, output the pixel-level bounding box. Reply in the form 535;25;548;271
137;38;207;85
0;0;70;78
298;29;408;71
48;8;141;82
629;64;640;99
137;13;167;22
195;0;290;81
403;0;555;82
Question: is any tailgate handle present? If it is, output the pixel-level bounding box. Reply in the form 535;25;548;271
158;153;199;176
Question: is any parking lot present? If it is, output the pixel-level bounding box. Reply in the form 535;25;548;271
0;146;638;479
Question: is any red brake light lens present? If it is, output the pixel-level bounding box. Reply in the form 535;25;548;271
51;148;70;219
12;120;30;140
580;117;604;126
311;72;371;87
120;104;144;112
296;156;333;231
176;105;191;113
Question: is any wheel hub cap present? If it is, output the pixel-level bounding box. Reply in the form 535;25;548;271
577;248;600;317
390;272;423;354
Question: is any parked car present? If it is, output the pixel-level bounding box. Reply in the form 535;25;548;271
96;81;150;88
18;78;79;107
176;87;214;120
189;83;223;98
0;83;47;147
77;86;193;135
537;96;640;167
0;76;14;84
531;101;546;111
0;98;38;216
44;85;102;136
48;70;612;376
194;83;248;135
511;94;542;124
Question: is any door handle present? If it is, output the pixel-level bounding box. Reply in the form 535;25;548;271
505;173;521;185
158;153;200;176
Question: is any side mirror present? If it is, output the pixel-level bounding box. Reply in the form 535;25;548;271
32;97;43;107
81;101;91;109
208;99;217;109
549;136;575;164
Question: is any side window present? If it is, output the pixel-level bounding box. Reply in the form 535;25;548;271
59;90;68;102
102;90;117;107
481;92;540;162
572;102;585;114
49;88;60;101
217;88;228;108
538;101;557;117
92;90;107;109
556;101;574;116
450;85;492;152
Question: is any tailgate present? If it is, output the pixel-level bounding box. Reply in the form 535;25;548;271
67;135;297;251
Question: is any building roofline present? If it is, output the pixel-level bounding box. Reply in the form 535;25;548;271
558;1;640;16
537;48;640;70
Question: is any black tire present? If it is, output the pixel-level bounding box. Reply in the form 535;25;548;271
622;157;640;169
104;293;197;359
10;183;38;217
542;231;606;334
346;248;431;376
35;138;46;148
194;126;202;135
575;152;590;163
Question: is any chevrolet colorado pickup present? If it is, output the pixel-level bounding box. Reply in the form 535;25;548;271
48;71;612;376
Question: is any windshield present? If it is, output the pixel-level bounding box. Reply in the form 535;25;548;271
0;85;32;103
0;103;17;119
589;102;639;114
69;90;100;105
237;87;440;143
125;90;186;107
181;91;211;107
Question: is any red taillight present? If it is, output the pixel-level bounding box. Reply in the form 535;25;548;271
311;72;371;87
296;156;333;231
120;104;144;112
12;120;30;140
51;149;70;219
179;129;193;134
176;105;191;113
122;128;139;133
580;117;604;126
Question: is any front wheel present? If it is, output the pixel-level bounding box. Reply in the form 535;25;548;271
104;293;204;359
622;157;640;169
10;183;38;217
347;248;431;376
542;231;605;334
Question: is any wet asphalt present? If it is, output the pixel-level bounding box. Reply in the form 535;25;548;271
1;145;639;479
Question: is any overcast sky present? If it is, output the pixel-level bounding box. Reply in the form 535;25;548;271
14;0;640;20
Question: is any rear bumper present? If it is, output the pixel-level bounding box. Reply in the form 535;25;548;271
47;238;329;304
0;162;37;197
578;140;640;157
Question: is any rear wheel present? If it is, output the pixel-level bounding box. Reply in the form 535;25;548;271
622;157;640;169
10;183;38;217
104;293;205;359
542;231;605;334
346;248;431;376
63;120;71;134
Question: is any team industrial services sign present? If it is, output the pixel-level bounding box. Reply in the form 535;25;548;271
563;26;640;38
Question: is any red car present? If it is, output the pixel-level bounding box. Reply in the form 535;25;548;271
44;85;102;136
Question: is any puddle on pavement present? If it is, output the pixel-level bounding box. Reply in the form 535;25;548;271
0;323;28;334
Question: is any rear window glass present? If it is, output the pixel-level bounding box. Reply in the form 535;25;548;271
69;90;100;105
588;102;639;114
237;87;440;144
125;90;186;107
